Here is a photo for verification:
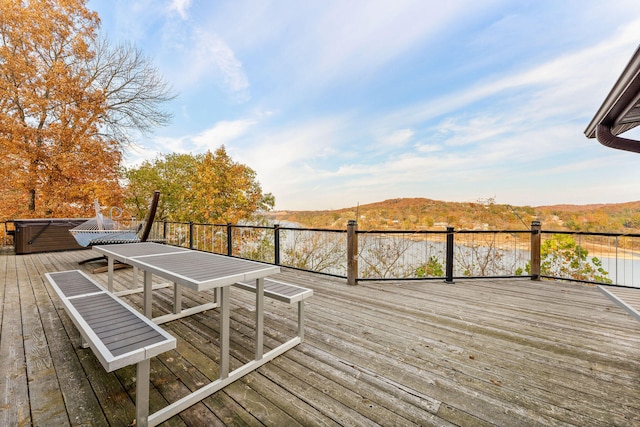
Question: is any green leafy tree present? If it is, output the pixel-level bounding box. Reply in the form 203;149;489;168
123;153;198;220
416;256;444;278
123;147;274;223
527;234;612;283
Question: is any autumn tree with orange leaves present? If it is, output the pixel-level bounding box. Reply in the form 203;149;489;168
0;0;174;220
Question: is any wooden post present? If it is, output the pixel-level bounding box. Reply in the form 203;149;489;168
530;220;541;280
347;220;358;286
445;227;454;283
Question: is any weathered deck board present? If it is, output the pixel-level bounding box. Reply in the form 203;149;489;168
1;249;639;426
0;253;31;426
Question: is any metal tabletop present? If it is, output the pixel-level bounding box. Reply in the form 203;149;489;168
124;249;280;291
94;241;190;260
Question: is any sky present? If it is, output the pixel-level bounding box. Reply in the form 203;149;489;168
89;0;640;211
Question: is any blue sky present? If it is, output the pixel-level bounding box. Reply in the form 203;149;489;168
89;0;640;210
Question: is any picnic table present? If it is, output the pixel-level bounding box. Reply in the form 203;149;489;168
92;242;289;426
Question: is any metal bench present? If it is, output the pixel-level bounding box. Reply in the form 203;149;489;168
598;285;640;322
45;270;176;427
234;278;313;341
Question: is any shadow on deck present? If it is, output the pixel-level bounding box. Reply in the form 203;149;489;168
0;249;639;426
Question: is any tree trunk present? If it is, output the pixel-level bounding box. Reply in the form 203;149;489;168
28;189;35;211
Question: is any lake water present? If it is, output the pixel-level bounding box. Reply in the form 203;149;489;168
595;256;640;288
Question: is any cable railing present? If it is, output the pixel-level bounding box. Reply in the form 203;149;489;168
454;230;532;279
356;229;449;280
154;220;640;287
539;230;640;287
3;219;640;288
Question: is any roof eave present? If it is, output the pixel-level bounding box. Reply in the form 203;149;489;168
585;45;640;139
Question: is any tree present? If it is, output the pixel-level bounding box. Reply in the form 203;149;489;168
359;235;416;278
0;0;173;219
526;234;612;284
280;229;345;273
123;147;275;223
123;153;199;220
416;256;444;278
192;147;275;224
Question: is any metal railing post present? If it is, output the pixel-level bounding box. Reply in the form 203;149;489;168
227;223;233;256
615;235;619;285
189;221;194;249
445;227;454;283
163;220;167;241
530;220;541;280
274;224;280;265
347;220;358;285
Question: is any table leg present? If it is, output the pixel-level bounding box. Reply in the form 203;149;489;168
220;286;230;379
143;271;152;319
255;277;264;360
298;301;305;341
136;359;150;427
107;257;114;292
133;266;139;289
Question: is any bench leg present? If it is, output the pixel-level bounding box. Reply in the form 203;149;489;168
136;359;150;427
298;300;305;342
80;330;90;349
255;278;264;360
107;257;114;292
173;283;182;314
144;271;153;319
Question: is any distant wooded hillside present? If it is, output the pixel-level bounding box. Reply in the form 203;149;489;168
269;198;640;232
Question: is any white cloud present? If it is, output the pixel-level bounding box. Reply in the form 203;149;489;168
168;0;191;20
382;17;640;132
435;116;510;147
191;119;257;150
179;29;250;102
305;1;497;89
415;143;442;153
227;116;348;189
122;118;259;166
380;129;414;148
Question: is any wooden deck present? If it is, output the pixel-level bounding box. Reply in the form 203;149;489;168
1;249;639;426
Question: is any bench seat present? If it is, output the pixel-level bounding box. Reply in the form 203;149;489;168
45;270;176;426
598;285;640;322
234;278;313;304
234;278;313;342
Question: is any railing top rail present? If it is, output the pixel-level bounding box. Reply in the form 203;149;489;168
358;229;448;235
357;229;531;235
277;226;346;233
541;229;640;238
232;224;273;230
140;220;640;239
453;229;531;234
